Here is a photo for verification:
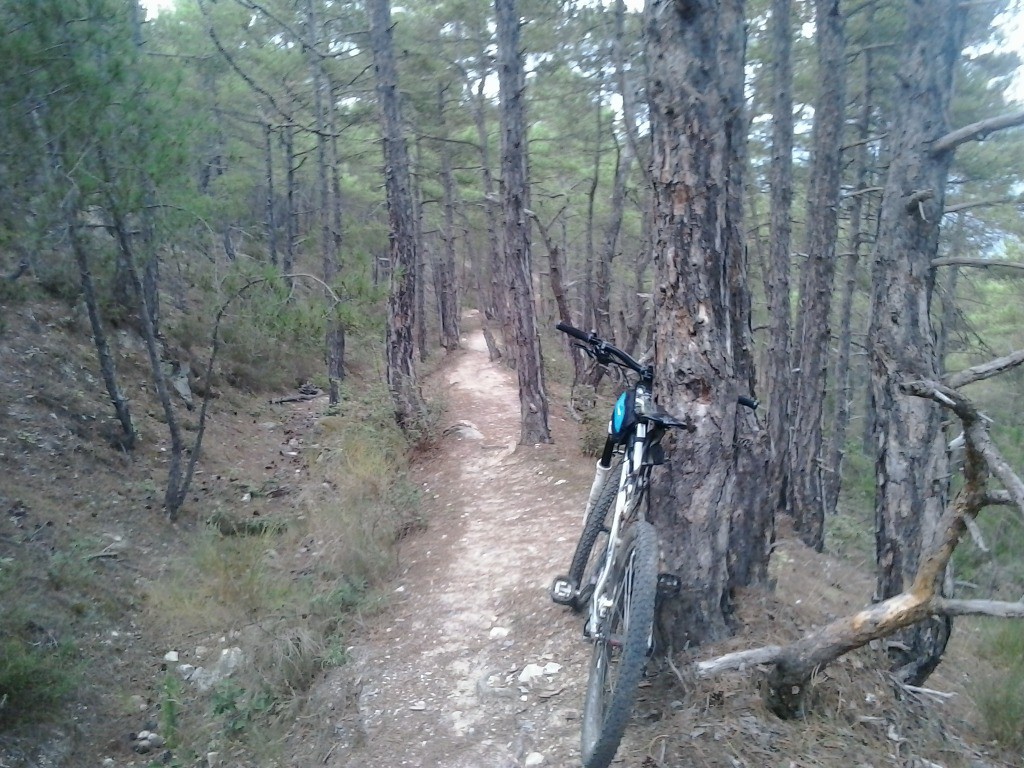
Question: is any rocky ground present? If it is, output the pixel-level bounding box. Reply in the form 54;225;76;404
288;326;599;767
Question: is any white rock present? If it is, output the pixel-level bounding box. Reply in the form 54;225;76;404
164;651;179;662
489;626;510;639
409;700;426;711
518;663;547;684
525;752;546;767
542;662;561;675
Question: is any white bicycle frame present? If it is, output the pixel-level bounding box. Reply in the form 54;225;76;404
586;388;652;640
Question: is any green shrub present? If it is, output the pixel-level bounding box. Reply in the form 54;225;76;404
0;558;81;725
0;634;79;725
971;619;1024;750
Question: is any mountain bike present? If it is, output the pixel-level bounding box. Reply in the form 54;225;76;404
550;322;756;768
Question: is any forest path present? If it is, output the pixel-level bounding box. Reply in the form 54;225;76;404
301;315;622;768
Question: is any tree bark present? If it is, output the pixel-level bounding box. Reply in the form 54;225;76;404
436;84;461;351
531;209;586;383
764;0;794;534
866;0;967;685
788;0;847;550
263;118;278;266
645;0;771;646
65;198;136;452
369;0;426;429
469;69;507;356
496;0;551;445
305;0;344;403
824;37;875;518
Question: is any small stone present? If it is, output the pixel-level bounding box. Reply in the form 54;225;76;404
129;694;147;712
525;752;546;767
149;733;166;748
164;651;179;662
518;663;546;684
137;730;152;740
409;700;427;711
133;740;152;754
489;626;510;639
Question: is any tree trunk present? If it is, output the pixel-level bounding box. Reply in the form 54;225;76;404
470;71;507;356
824;35;876;517
369;0;425;430
867;0;967;685
65;198;136;451
496;0;551;445
532;209;586;383
305;0;344;404
764;0;795;534
645;0;771;646
282;124;296;285
436;84;461;351
787;0;847;551
263;118;278;266
583;99;602;333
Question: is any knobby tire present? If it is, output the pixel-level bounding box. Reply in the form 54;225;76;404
567;460;620;611
581;520;658;768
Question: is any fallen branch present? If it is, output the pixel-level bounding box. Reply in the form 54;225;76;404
932;597;1024;619
270;393;320;404
690;377;1024;719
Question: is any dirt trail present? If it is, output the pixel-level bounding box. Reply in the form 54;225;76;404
306;321;610;768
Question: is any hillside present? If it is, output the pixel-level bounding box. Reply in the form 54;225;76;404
0;299;1017;767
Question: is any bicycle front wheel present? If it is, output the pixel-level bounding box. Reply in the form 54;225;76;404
581;520;658;768
567;458;621;611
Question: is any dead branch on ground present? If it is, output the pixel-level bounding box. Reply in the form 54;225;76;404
688;351;1024;719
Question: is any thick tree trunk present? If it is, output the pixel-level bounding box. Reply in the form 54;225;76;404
867;0;967;685
370;0;425;429
496;0;551;445
788;0;847;551
645;0;770;646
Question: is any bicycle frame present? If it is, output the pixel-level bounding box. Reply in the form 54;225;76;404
587;385;658;642
552;321;758;768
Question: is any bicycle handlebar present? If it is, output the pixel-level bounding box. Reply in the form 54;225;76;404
556;322;647;376
556;322;759;410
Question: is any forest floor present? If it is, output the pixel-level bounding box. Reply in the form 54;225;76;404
0;302;1016;768
285;316;1015;768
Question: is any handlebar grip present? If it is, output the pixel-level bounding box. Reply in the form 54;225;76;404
556;322;592;343
737;396;759;410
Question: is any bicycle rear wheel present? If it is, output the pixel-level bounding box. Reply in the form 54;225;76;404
580;520;657;768
566;459;621;611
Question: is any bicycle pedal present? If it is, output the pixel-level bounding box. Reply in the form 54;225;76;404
656;573;681;598
550;576;576;605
